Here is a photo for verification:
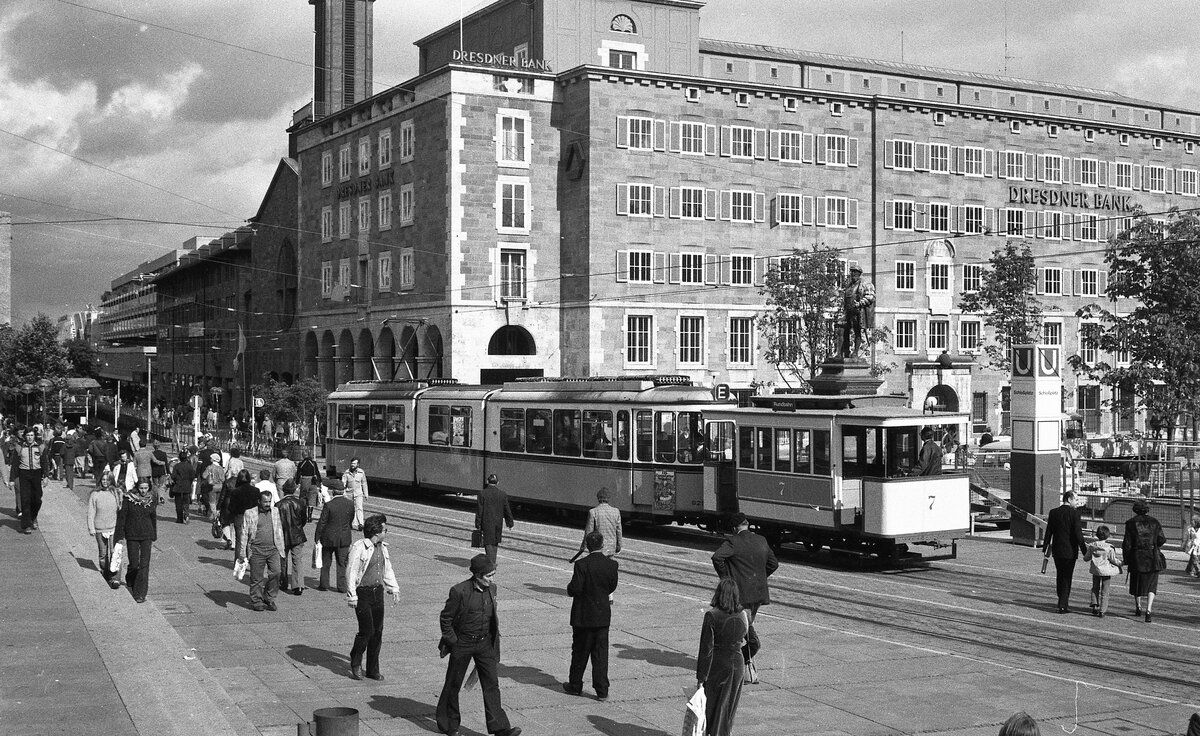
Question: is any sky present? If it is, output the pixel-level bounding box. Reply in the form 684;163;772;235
2;0;1199;325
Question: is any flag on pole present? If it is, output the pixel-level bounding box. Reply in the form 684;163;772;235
233;324;246;371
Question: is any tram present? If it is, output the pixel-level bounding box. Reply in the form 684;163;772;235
324;376;970;559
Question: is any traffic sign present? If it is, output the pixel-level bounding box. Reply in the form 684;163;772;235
209;387;224;395
253;397;265;408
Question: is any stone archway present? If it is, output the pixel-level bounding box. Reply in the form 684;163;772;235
336;329;355;386
423;325;444;378
487;325;536;355
303;331;319;381
923;384;960;413
376;327;396;380
319;331;337;391
398;326;418;380
355;328;375;380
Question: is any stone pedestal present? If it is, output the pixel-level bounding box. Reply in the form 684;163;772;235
808;359;884;396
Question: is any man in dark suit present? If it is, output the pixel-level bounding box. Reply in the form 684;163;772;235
563;531;619;702
314;480;354;593
436;554;521;736
475;474;514;567
712;512;778;681
1043;490;1087;613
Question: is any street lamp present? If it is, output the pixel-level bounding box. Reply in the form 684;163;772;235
20;383;33;426
37;378;53;427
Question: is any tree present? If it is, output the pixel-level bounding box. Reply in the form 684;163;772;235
250;376;328;448
758;244;890;389
3;314;71;388
1067;208;1200;442
63;337;98;378
957;242;1049;372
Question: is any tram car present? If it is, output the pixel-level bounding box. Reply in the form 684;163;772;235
324;376;970;559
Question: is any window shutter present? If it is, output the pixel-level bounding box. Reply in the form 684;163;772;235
801;133;815;163
669;188;682;218
753;128;767;160
720;126;732;157
1036;267;1046;295
1132;164;1142;190
653;119;667;151
847;137;859;167
1061;213;1073;241
1025;153;1036;181
652;252;667;283
704;189;718;220
802;196;815;225
914;142;929;171
769;196;779;228
847;199;859;228
768;130;781;160
720;190;732;220
815;197;827;226
951;205;962;233
720;255;732;285
1061;157;1071;184
1034;210;1044;238
1073;158;1083;185
705;254;719;285
616;184;629;215
1165;168;1175;194
1097;218;1108;241
1073;270;1083;296
951;146;962;175
815;136;827;165
616;117;630;148
915;203;929;231
884;200;895;229
669;122;682;153
1111;162;1119;186
616;251;629;282
1036;154;1046;181
984;208;994;233
705;125;717;156
1098;271;1108;296
984;149;995;177
668;253;682;283
884;139;895;168
752;258;765;287
754;192;767;223
653;186;667;217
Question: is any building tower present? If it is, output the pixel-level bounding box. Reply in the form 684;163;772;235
310;0;376;120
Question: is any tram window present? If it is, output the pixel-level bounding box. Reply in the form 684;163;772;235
352;405;370;439
655;411;677;463
554;409;582;456
887;427;918;476
738;427;754;468
678;411;705;463
526;408;552;454
755;427;773;470
450;406;471;447
385;406;405;442
635;411;654;462
812;430;831;476
775;429;791;473
794;429;811;474
708;421;735;462
337;405;352;438
616;411;630;460
369;405;387;440
428;405;450;445
842;425;883;479
582;410;613;459
500;409;525;452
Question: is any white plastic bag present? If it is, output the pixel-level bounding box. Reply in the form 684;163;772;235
312;541;323;569
109;541;124;573
233;557;248;580
682;686;706;736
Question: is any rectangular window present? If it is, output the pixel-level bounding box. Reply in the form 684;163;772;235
960;321;981;352
628;251;652;282
1078;157;1098;186
892;139;913;169
1044;154;1063;184
500;408;525;453
895;319;916;351
1043;267;1063;295
680;122;705;154
628;117;653;150
399;247;415;290
1042;322;1062;346
321;151;333;186
499;113;528;165
377;189;392;230
321;261;333;295
582;410;614;459
824;197;849;227
729;317;754;365
730;255;752;285
499;248;526;301
778;130;802;162
730;190;754;223
399;120;415;162
377;252;392;290
1079;215;1098;241
399;184;414;226
929;262;950;291
1079;324;1099;364
1114;162;1132;189
498;178;529;232
963;205;984;235
428;405;471;447
730;126;754;158
679;187;705;219
929;203;949;232
338;258;351;288
895;261;915;291
679;316;704;365
378;129;392;168
609;49;637;69
626;315;652;365
1044;211;1066;239
338;201;352;238
338;144;352;181
777;194;802;225
1179;168;1198;196
357;196;370;232
627;184;653;217
972;392;989;434
321;206;333;242
1145;165;1165;192
963;264;983;292
963;146;984;176
523;409;551;455
358;137;371;176
680;253;703;284
1077;269;1098;296
929;143;949;173
825;134;848;165
1004;150;1025;180
1005;208;1025;237
928;320;949;351
894;200;914;230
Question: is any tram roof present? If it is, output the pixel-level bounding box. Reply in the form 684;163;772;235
705;404;970;424
328;379;456;401
491;377;720;404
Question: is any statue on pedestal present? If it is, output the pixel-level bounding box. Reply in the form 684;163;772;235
839;265;876;360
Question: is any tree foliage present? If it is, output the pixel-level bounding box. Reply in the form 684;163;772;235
957;242;1049;372
250;376;328;441
1067;208;1200;439
0;314;72;392
63;337;98;378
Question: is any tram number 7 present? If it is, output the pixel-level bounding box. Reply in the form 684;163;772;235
928;495;936;510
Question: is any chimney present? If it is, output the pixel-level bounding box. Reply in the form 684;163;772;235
310;0;377;120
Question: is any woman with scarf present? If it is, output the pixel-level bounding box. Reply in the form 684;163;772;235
113;477;158;603
86;471;123;589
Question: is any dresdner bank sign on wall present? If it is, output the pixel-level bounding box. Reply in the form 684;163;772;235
452;50;552;72
1008;186;1137;212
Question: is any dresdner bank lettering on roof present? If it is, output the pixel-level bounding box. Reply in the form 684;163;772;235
451;50;552;72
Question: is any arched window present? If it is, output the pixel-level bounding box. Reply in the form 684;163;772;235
487;326;537;355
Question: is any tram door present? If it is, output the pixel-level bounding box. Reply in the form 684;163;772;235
704;421;738;514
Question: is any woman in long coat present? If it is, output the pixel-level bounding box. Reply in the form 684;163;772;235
1122;498;1166;622
113;478;158;603
696;578;748;736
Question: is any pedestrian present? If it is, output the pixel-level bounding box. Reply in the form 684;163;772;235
696;578;748;736
113;478;157;603
911;427;944;476
315;480;355;593
346;513;401;681
72;429;89;481
225;469;262;556
169;449;197;524
225;447;245;482
87;431;110;481
11;428;49;534
255;468;279;503
1184;516;1200;577
1122;498;1167;623
61;429;78;490
475;473;514;567
49;429;65;481
150;440;169;502
273;448;298;489
711;512;776;682
297;449;322;521
341;456;369;530
1086;525;1122;618
239;489;285;612
998;712;1041;736
133;438;154;481
436;554;522;736
200;452;224;519
563;531;619;702
579;487;622;557
1043;491;1087;614
87;471;123;589
276;480;309;595
107;448;138;494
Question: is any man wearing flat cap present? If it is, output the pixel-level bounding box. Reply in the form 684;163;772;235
436;554;522;736
840;263;876;359
712;512;778;683
314;479;354;593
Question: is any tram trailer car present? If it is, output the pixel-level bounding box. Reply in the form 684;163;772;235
704;402;971;558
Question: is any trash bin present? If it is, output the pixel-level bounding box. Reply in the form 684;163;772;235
312;707;359;736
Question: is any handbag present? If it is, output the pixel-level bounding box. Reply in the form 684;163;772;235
471;529;483;548
313;541;323;569
743;657;759;684
682;685;706;736
109;541;124;573
233;557;248;580
211;518;223;539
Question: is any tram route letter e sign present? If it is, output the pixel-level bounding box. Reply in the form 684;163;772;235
1009;345;1063;547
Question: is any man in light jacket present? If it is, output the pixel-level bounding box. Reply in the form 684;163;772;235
579;487;622;557
239;490;286;612
345;513;400;681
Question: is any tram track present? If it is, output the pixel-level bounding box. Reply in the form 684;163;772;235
367;492;1200;706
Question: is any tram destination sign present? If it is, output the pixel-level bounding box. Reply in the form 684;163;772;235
1008;185;1136;212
